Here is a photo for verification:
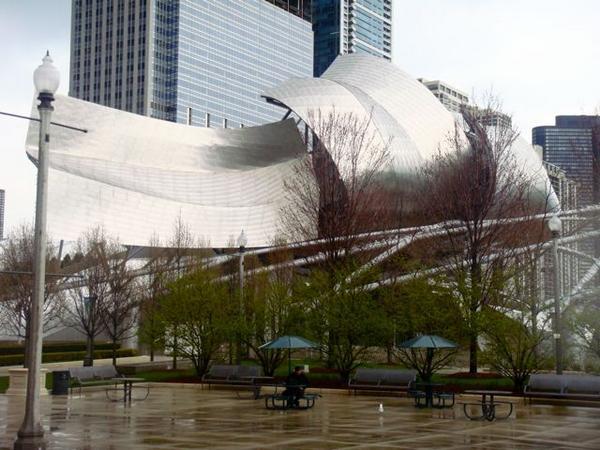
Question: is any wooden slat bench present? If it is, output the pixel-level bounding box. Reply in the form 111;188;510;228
348;368;417;395
201;364;263;394
68;365;124;395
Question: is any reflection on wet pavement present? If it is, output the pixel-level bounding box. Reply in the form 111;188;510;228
2;385;600;449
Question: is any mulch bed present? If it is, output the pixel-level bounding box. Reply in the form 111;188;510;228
445;372;503;379
155;370;514;393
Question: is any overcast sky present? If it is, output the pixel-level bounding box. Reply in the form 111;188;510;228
0;0;599;237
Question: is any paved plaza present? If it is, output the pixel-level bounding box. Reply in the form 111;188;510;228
2;385;600;449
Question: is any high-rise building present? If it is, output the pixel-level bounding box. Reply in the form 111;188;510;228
69;0;313;128
0;189;5;240
312;0;392;77
533;115;600;207
417;79;469;114
540;160;581;297
542;160;578;212
534;116;600;280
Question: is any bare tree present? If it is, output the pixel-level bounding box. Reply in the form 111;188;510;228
239;245;306;375
281;109;393;271
416;100;549;373
0;223;64;366
98;245;139;365
63;228;111;366
163;216;196;369
138;235;168;362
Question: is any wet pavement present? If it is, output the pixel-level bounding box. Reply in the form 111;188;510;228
1;385;600;449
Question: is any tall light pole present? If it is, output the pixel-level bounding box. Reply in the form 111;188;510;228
15;52;59;450
547;214;563;375
236;230;247;363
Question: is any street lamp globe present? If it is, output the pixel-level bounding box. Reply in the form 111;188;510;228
33;51;60;95
547;214;562;234
237;230;248;249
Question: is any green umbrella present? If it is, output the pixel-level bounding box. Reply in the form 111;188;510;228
399;335;458;350
259;335;319;375
399;335;458;381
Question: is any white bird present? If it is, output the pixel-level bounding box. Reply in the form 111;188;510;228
378;403;384;413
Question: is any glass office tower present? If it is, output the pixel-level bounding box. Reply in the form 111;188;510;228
69;0;313;127
533;116;600;207
312;0;392;77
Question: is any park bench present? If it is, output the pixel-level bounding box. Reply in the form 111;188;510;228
69;365;124;395
348;368;418;395
524;374;600;402
201;364;263;394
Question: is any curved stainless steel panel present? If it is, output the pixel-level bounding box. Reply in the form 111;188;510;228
264;54;558;210
25;95;307;248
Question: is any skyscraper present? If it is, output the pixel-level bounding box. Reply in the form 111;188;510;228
417;78;469;113
312;0;392;77
69;0;313;128
0;189;5;240
533;116;600;207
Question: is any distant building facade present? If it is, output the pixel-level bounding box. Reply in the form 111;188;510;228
533;115;600;207
69;0;313;128
535;116;600;288
542;160;578;212
312;0;392;76
473;108;512;128
0;189;4;240
418;79;469;113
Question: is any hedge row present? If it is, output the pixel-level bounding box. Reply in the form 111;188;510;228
0;342;120;356
0;348;137;366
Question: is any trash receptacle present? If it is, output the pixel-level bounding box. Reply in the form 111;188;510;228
52;370;70;395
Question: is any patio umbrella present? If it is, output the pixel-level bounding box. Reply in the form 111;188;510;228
399;335;458;350
259;335;319;375
398;335;458;381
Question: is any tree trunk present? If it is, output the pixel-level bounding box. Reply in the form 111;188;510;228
84;336;95;367
469;258;482;374
386;344;393;365
112;339;118;366
469;334;478;374
172;327;178;370
23;322;31;369
150;345;155;362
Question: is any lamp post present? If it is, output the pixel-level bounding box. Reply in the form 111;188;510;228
236;230;247;363
15;52;59;450
547;214;563;375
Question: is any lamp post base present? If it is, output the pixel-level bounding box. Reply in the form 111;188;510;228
14;429;47;450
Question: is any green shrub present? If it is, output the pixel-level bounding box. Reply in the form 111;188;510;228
0;341;119;356
0;348;137;366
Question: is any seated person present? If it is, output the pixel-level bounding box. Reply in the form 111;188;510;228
282;366;309;406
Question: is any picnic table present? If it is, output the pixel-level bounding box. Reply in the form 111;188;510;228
462;390;514;421
411;383;455;408
264;384;320;410
413;382;443;408
106;377;149;403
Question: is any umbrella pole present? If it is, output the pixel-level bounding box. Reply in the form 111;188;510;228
288;349;292;375
427;348;434;380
